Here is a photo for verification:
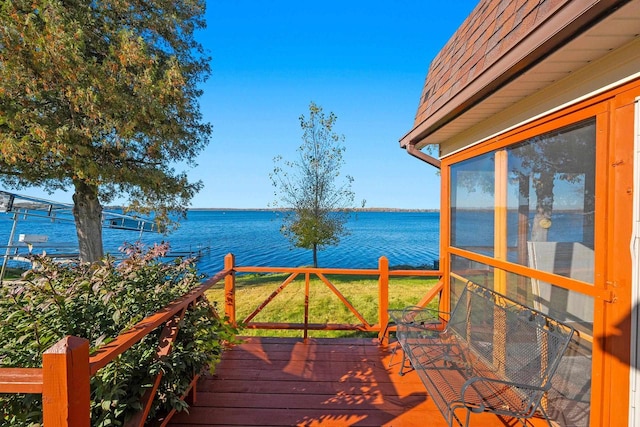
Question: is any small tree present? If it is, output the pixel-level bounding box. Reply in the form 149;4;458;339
0;1;211;262
271;102;356;267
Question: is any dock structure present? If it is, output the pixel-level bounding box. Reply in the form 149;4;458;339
0;190;157;281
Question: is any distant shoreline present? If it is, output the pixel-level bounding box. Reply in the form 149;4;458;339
187;207;440;213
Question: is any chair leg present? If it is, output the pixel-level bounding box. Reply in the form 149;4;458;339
398;349;407;376
537;404;557;427
464;410;471;427
388;341;409;376
388;341;398;367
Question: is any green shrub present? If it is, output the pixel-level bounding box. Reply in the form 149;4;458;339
0;243;238;426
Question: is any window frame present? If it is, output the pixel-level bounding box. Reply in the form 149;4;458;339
441;102;610;303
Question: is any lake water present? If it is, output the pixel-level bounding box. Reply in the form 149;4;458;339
0;210;442;277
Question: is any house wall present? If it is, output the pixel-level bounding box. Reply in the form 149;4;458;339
439;77;640;427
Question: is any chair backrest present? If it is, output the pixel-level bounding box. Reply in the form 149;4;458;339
448;281;575;391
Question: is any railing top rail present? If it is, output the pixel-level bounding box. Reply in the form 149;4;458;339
234;265;442;277
0;368;43;394
234;266;379;275
389;269;441;277
89;268;230;375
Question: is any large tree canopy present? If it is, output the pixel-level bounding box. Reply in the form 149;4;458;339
0;0;211;261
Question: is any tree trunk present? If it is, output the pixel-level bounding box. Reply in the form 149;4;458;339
312;243;318;268
72;180;104;263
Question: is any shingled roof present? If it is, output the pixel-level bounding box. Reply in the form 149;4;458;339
400;0;632;149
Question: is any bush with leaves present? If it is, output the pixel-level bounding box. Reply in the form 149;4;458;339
0;243;238;426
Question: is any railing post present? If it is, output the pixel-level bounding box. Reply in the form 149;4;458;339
303;272;310;342
42;336;90;427
378;256;389;345
224;253;236;325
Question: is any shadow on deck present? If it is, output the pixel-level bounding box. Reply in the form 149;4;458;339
167;337;546;427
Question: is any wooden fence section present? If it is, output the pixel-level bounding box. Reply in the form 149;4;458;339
0;254;442;425
0;268;231;427
223;254;443;342
0;368;43;393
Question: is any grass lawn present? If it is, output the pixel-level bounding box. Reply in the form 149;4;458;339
205;273;441;338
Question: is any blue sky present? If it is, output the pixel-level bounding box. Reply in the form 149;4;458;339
26;1;479;210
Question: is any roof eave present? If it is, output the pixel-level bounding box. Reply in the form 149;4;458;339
399;0;631;150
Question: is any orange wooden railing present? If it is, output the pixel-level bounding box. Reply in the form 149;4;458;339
222;254;443;343
0;254;442;425
0;268;230;427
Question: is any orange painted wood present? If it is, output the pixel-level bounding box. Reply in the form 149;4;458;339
235;266;380;275
438;79;640;426
243;322;372;331
153;374;200;427
389;269;441;277
234;258;442;336
378;256;389;343
165;337;548;427
243;272;299;324
235;265;439;278
42;336;90;427
316;272;369;326
196;375;424;394
598;80;640;427
125;308;187;427
494;149;508;294
304;272;310;340
449;246;608;298
210;359;396;382
440;160;452;315
224;253;236;325
416;279;444;308
0;262;442;424
90;269;229;375
193;391;428;410
0;368;43;393
588;105;612;427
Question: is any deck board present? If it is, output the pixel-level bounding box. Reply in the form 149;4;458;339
165;336;545;426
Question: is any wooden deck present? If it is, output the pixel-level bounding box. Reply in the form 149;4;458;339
167;337;546;427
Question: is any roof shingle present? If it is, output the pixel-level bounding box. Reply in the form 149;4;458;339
413;0;571;128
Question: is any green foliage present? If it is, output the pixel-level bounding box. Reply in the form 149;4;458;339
286;209;344;251
270;102;358;267
0;243;238;426
0;0;212;260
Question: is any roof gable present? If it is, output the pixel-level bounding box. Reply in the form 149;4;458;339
402;0;632;148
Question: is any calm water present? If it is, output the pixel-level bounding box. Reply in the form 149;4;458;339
0;210;441;277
